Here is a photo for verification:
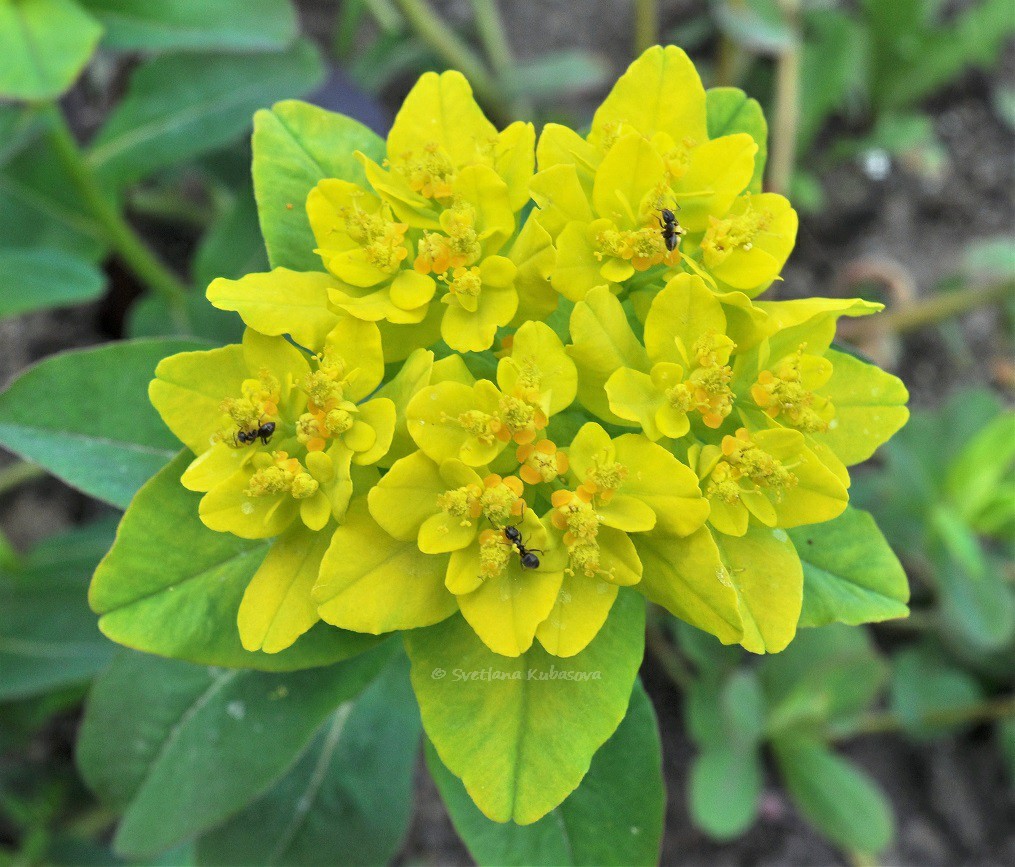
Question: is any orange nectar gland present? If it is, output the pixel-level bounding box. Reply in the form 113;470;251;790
245;451;319;500
750;345;835;434
441;393;546;447
477;529;514;578
550;488;605;579
437;474;525;529
701;196;771;268
296;354;358;452
550;457;629;579
658;137;699;182
413;202;482;274
707;428;797;503
396;141;456;201
440;267;483;311
668;332;736;429
218;370;280;447
340;197;409;274
517;440;569;485
594;222;679;271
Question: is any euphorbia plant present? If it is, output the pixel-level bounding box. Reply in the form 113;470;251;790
85;45;911;850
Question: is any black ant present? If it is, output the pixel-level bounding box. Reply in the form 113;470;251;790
503;525;542;570
657;206;684;253
236;421;276;446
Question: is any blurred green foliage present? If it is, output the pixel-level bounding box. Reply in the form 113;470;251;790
1;0;1013;864
709;0;1015;206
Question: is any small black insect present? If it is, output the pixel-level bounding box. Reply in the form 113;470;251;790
504;525;543;570
236;421;276;446
657;206;683;253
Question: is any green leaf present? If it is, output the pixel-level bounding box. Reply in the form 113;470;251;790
404;589;645;824
502;51;612;102
0;520;117;700
0;338;202;508
773;737;894;856
689;742;762;840
90;452;379;670
196;651;419;866
933;540;1015;653
706;86;768;193
252;99;385;271
427;679;663;866
945;411;1015;531
672;618;744;677
348;32;436;96
88;42;324;188
127;291;245;345
193;188;270;289
791;506;910;628
685;666;765;760
77;0;299;52
889;645;983;740
713;0;794;55
0;134;107;261
0;104;44;167
0;0;102;100
1000;718;1015;781
76;641;394;858
761;625;886;736
876;0;1015;111
0;247;106;318
962;236;1015;281
798;10;868;150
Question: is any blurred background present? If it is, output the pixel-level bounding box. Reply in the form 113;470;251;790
0;0;1012;863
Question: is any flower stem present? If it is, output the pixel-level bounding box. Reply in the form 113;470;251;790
41;104;190;308
830;693;1015;741
634;0;658;56
127;187;212;230
875;279;1015;334
768;0;801;195
645;610;693;689
334;0;367;58
469;0;533;119
0;460;46;497
393;0;514;126
363;0;404;33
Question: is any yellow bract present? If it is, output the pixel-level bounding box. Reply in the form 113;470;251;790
531;45;796;301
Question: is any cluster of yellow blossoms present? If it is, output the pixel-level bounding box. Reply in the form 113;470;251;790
150;47;908;661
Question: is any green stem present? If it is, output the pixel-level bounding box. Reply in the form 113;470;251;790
469;0;511;74
0;461;46;497
634;0;658;56
645;611;693;689
874;279;1015;335
41;104;189;308
469;0;533;119
878;608;937;632
768;0;801;195
715;0;746;87
127;187;212;230
830;693;1015;741
393;0;514;126
334;0;367;59
363;0;404;33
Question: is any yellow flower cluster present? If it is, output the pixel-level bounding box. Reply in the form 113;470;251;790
148;46;909;663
